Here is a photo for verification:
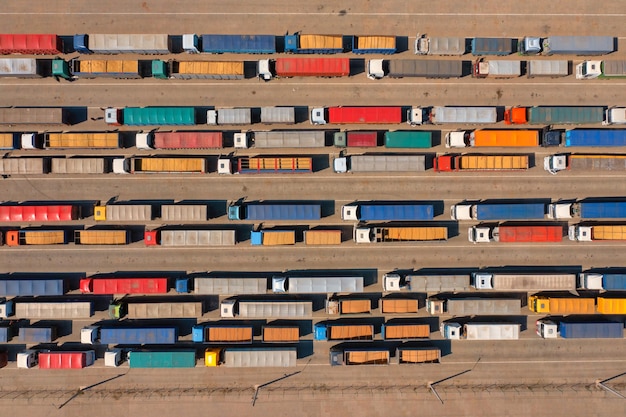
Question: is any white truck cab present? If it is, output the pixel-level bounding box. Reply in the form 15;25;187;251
257;59;272;80
468;226;492;243
367;59;385;79
445;131;470;148
182;34;199;53
80;326;99;344
536;319;558;338
104;108;122;125
382;273;404;291
220;299;236;318
135;132;153;150
341;205;359;221
407;107;426;126
271;276;287;293
544;154;568;174
310;108;327;125
105;349;124;367
575;61;602;80
333;157;348;173
20;133;38;149
547;202;574;219
353;226;374;243
112;158;130;174
604;107;626;125
440;322;462;340
17;350;39;368
450;204;472;220
217;158;232;174
568;225;592;241
520;37;542;54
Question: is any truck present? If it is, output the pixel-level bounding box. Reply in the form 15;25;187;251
578;273;626;290
367;59;463;79
0;58;45;77
544;154;626;174
527;60;569;78
382;273;471;292
113;157;207;174
177;276;268;295
415;35;465;55
341;202;434;221
471;272;577;291
568;224;626;241
314;322;375;341
0;204;79;222
44;132;120;149
434;154;529;172
79;277;168;294
228;202;321;221
426;297;521;315
109;301;203;319
4;230;67;246
440;322;521;340
536;319;623;339
262;326;300;342
380;298;420;313
105;107;196;126
310;106;403;125
94;204;152;221
326;298;371;315
52;59;142;79
333;131;378;147
541;36;614;56
472;60;521;78
260;107;296;124
128;350;196;368
597;297;626;314
136;131;223;150
74;230;128;245
384;131;433;148
428;106;498;125
192;323;254;343
604;107;626;125
0;107;68;125
468;224;563;243
445;130;540;148
220;300;313;318
528;295;595;314
191;34;276;54
14;301;92;319
333;154;427;173
576;60;626;80
145;230;236;246
81;326;178;345
330;349;390;366
237;130;326;149
0;278;64;296
260;57;350;79
471;38;514;56
222;156;313;174
222;348;297;367
561;129;626;147
504;106;605;125
354;225;448;243
352;35;396;54
451;202;546;221
0;34;62;54
19;327;56;343
51;158;107;174
397;346;441;364
0;158;46;175
73;34;171;54
250;230;296;246
284;34;343;54
37;351;96;369
548;201;626;220
160;204;208;222
166;61;244;79
381;322;430;340
303;230;342;245
272;276;364;293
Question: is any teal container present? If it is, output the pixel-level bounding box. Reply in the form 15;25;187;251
129;350;196;368
385;131;432;148
122;107;196;126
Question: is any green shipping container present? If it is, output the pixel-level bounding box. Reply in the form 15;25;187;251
129;350;197;368
527;107;604;125
385;131;432;148
122;107;196;126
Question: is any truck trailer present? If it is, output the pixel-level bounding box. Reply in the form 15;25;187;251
384;131;433;148
79;277;168;294
311;106;403;125
74;34;170;54
471;272;577;291
166;60;244;80
192;324;254;343
472;60;521;78
222;348;297;367
250;230;296;246
562;129;626;147
504;106;605;125
206;108;251;125
272;276;364;293
0;34;62;55
263;57;350;78
427;297;521;315
451;202;546;221
51;158;107;174
178;277;268;295
0;204;79;222
14;301;92;319
468;225;563;243
397;346;441;364
160;205;208;222
367;59;463;79
428;106;498;125
446;130;540;148
326;298;371;315
94;204;152;221
228;202;321;221
109;301;203;319
415;35;466;55
471;38;514;56
334;154;426;173
262;326;300;342
303;230;342;245
381;323;430;340
434;154;529;171
527;60;569;77
541;36;614;56
354;225;447;243
382;273;471;292
314;322;375;341
352;36;396;54
19;327;56;343
333;131;378;147
597;297;626;314
221;300;313;318
342;202;434;221
113;157;207;174
380;297;421;313
194;34;276;54
330;349;390;366
0;158;46;175
225;156;313;174
528;295;595;314
441;322;521;340
54;59;142;79
0;58;45;78
536;319;623;339
105;107;195;126
544;154;626;174
74;230;128;245
569;224;626;241
145;230;236;246
284;34;343;54
0;278;64;296
0;107;68;125
81;326;178;345
128;350;196;368
4;230;67;246
136;131;223;149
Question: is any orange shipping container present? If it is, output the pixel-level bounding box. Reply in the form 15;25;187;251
304;230;342;245
381;298;420;314
207;327;252;343
262;326;300;342
383;324;430;340
398;347;441;364
470;130;539;147
340;299;371;314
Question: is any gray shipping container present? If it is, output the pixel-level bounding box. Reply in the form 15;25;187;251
603;60;626;77
281;276;364;293
543;36;614;56
0;158;45;175
407;275;472;292
238;301;313;318
87;34;170;54
253;131;325;148
224;347;297;367
0;58;42;77
430;106;498;124
194;277;267;295
104;205;152;221
260;107;296;124
388;59;463;78
15;302;92;318
0;108;66;125
216;108;252;125
349;155;426;172
483;61;521;77
160;230;236;246
51;158;106;174
417;36;465;55
528;60;569;77
430;298;521;315
160;205;208;221
127;302;203;319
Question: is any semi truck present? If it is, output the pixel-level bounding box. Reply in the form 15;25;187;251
144;230;236;246
18;350;96;369
109;300;203;319
528;295;595;314
544;154;626;174
105;107;195;126
451;202;546;221
504;106;605;125
94;204;152;221
311;106;403;125
314;322;375;341
445;129;540;148
471;38;514;56
237;130;326;148
597;297;626;314
79;277;168;294
333;131;378;147
81;326;178;345
397;346;441;364
272;276;364;293
136;131;223;149
367;59;463;79
303;230;342;245
0;107;68;125
384;131;433;148
220;300;313;318
342;202;434;221
424;106;498;125
381;298;420;313
250;230;296;246
74;230;128;245
330;349;390;366
569;224;626;241
128;350;196;368
382;273;471;292
13;301;92;319
548;201;626;220
414;35;466;55
576;60;626;80
0;278;64;296
259;57;350;80
284;34;343;54
52;59;142;79
578;273;626;290
539;36;614;55
527;60;569;77
561;129;626;147
381;323;430;340
468;225;563;243
0;204;79;222
326;298;371;315
0;34;63;54
262;326;300;342
4;230;67;246
73;34;171;54
354;225;448;243
434;154;529;171
219;348;297;367
177;277;268;295
206;108;251;125
352;35;396;54
334;154;427;173
51;158;107;174
472;60;521;78
192;324;254;343
188;34;276;54
441;322;521;340
165;60;244;80
228;202;321;221
427;298;521;315
221;156;313;174
536;319;623;339
0;58;45;78
113;157;207;174
471;272;577;291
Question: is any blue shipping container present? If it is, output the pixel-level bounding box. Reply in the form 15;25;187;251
0;279;65;296
201;34;276;54
560;322;623;338
580;202;626;218
359;204;434;221
19;327;55;343
564;129;626;147
100;328;177;345
246;204;321;221
602;274;626;290
0;327;10;343
475;203;545;220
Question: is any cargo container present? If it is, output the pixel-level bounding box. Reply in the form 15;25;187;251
73;34;170;54
0;204;78;222
469;225;563;243
367;59;463;79
0;158;46;175
137;131;222;150
577;60;626;80
528;295;595;314
79;277;168;294
326;298;371;315
192;324;253;343
330;349;390;366
238;130;325;149
504;106;605;125
333;131;378;147
0;58;45;78
578;273;626;290
472;60;521;78
198;34;276;54
51;158;106;174
128;350;196;368
220;300;312;318
471;272;577;291
5;230;67;246
427;297;521;315
527;60;569;77
381;323;429;340
74;230;128;245
167;61;244;80
311;106;403;125
260;107;296;124
0;133;18;149
94;204;152;222
53;59;142;79
352;36;396;54
262;326;300;342
471;38;514;56
537;319;623;339
563;129;626;147
383;273;471;292
569;224;626;241
451;202;545;221
109;301;203;319
446;130;540;148
604;107;626;125
250;230;296;246
229;156;313;174
145;230;236;246
441;322;520;340
415;35;465;56
228;202;321;221
0;107;68;125
160;205;208;222
272;276;364;293
334;154;427;173
284;34;343;54
597;297;626;314
314;322;375;341
81;326;177;345
113;157;207;174
303;230;342;245
342;202;434;221
105;107;195;126
0;34;62;55
548;201;626;220
544;154;626;174
428;106;498;125
380;298;420;313
224;348;297;367
44;132;119;149
434;154;529;171
271;57;350;77
384;131;433;148
0;278;64;296
38;351;96;369
397;346;441;364
181;277;267;295
541;36;614;56
19;327;56;343
354;225;447;243
15;301;92;319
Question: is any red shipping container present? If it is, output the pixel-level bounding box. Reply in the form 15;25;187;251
79;277;168;294
153;131;222;149
0;34;62;55
347;131;378;147
328;107;402;124
275;58;350;77
0;205;77;222
39;352;92;369
499;226;562;243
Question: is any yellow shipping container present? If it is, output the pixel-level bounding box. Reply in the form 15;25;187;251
304;230;342;245
248;157;312;171
135;158;205;173
459;155;529;170
23;231;65;245
355;36;395;50
385;227;448;241
45;132;119;149
300;34;343;49
597;297;626;314
177;61;243;76
529;295;595;314
76;230;127;245
262;231;296;246
0;133;14;149
79;60;139;74
592;225;626;240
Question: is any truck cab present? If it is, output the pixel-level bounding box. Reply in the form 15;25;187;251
313;323;328;341
217;157;233;174
175;277;190;293
470;273;493;290
367;59;385;79
445;131;470;148
440;322;462;339
182;34;199;53
543;154;568;174
333;157;348;173
341;205;359;221
112;158;130;174
104;108;123;125
108;301;126;319
271;276;288;293
382;273;407;291
578;273;603;289
227;204;243;220
414;34;429;54
353;226;374;243
536;319;558;338
104;348;124;367
450;204;472;220
426;298;445;314
81;326;99;344
135;133;153;150
257;59;273;80
576;61;602;80
407;107;427;126
604;107;626;125
547;202;574;219
568;225;592;241
20;133;38;149
220;299;236;318
17;350;39;368
204;348;223;367
310;108;327;125
468;226;492;243
519;37;542;54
